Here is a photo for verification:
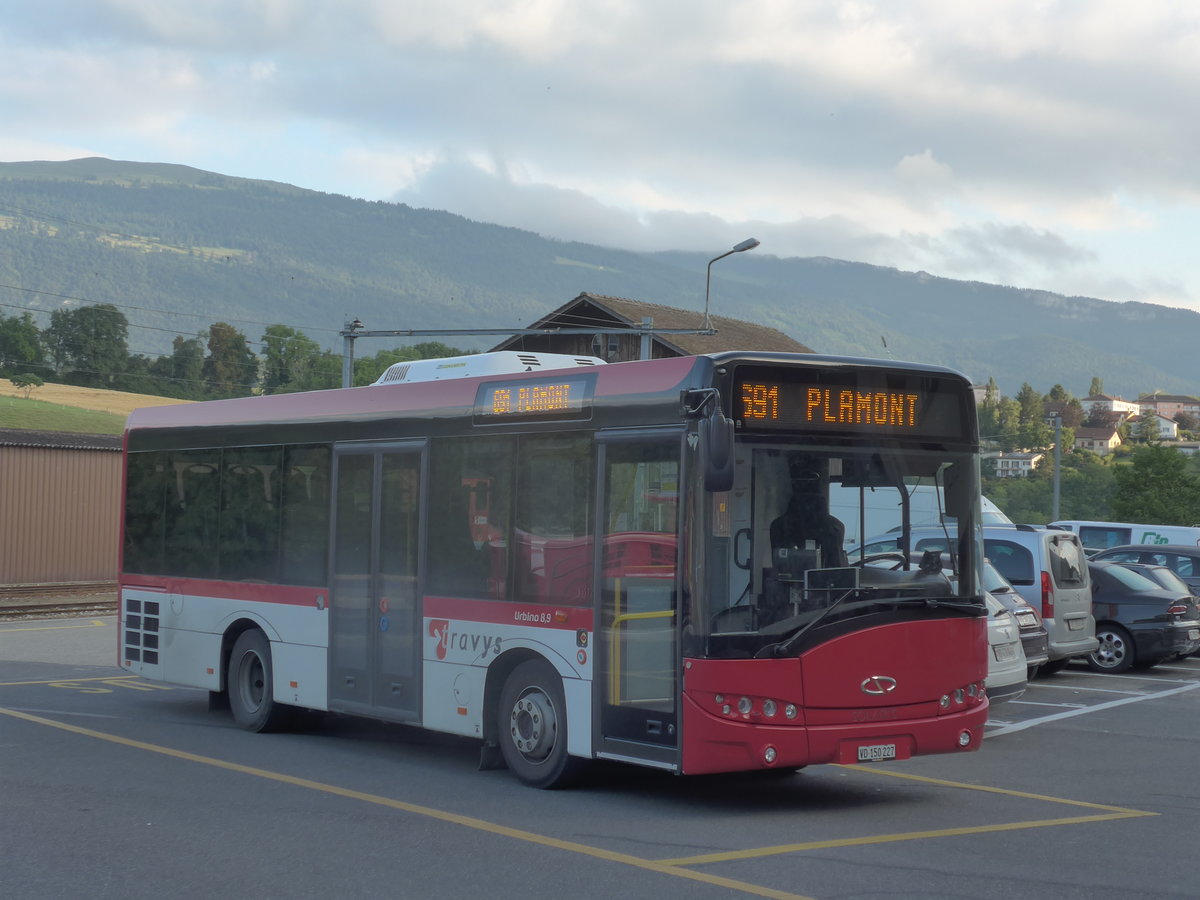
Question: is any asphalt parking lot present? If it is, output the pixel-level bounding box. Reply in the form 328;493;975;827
987;655;1200;737
3;616;1199;900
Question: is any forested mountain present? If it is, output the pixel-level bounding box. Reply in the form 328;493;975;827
2;156;1199;400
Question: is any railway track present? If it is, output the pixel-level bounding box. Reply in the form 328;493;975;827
0;586;118;620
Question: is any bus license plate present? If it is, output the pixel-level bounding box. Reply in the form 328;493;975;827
1189;629;1199;641
857;743;896;762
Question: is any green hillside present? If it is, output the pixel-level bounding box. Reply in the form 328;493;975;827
2;157;1199;400
0;396;124;434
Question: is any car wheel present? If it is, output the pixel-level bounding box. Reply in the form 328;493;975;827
1087;624;1135;674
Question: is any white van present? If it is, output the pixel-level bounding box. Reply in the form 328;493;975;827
1048;520;1200;554
832;483;1011;548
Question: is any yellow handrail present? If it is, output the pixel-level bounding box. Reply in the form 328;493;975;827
608;600;675;701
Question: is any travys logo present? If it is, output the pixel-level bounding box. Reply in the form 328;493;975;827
428;619;502;661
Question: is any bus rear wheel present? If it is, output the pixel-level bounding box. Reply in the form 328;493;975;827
228;629;292;732
498;659;583;789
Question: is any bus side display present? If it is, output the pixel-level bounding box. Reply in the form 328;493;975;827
474;375;595;424
733;368;970;442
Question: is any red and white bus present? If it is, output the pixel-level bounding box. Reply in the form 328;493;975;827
119;350;989;787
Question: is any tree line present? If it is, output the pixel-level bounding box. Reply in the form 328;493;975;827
0;304;469;399
6;306;1199;527
979;377;1200;526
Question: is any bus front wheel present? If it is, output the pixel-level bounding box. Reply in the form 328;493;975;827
497;659;583;789
228;629;292;733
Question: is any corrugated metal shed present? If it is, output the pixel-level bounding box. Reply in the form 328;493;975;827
0;429;122;587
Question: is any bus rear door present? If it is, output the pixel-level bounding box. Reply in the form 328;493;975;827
329;443;426;720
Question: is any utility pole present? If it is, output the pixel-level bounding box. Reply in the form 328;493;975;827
1052;414;1062;521
341;318;363;389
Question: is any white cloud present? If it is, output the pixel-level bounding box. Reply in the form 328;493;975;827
3;1;1200;312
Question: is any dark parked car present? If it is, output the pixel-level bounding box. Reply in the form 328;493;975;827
1090;545;1200;593
1111;563;1200;657
1086;561;1200;673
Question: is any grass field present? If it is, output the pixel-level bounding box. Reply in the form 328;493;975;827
0;382;190;435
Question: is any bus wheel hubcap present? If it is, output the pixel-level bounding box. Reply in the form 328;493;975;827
510;689;556;760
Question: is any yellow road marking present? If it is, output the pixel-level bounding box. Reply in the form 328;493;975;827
0;619;109;633
658;810;1149;865
659;763;1155;866
0;706;813;900
847;763;1150;811
0;675;142;687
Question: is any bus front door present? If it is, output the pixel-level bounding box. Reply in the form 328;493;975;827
595;434;681;768
329;444;425;721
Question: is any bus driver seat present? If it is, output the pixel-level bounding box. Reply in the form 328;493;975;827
769;466;848;571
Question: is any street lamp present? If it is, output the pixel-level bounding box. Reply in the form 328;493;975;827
704;238;760;329
341;318;363;388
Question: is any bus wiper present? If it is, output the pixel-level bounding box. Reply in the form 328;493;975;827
881;596;984;613
754;588;858;659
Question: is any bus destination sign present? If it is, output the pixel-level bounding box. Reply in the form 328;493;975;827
475;375;595;424
733;368;967;441
742;384;918;428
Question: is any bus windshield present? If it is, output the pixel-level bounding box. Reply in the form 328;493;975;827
699;443;983;658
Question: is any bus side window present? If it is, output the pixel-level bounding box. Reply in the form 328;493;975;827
428;437;513;599
513;434;593;606
280;445;331;586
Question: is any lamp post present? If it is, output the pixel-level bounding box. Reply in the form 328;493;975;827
704;238;760;329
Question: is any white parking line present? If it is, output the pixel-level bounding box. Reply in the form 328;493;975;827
1038;670;1195;685
1027;682;1166;696
1006;700;1086;708
987;682;1200;737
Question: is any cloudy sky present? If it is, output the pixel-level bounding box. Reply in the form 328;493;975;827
4;1;1200;312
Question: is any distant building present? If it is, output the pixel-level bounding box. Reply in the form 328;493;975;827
490;293;813;361
1073;425;1122;456
1082;394;1140;420
1129;412;1180;441
1137;393;1200;420
992;451;1045;477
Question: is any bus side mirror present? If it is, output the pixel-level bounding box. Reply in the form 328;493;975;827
701;408;735;492
943;462;968;516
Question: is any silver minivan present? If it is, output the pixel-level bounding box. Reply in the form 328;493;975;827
857;524;1096;672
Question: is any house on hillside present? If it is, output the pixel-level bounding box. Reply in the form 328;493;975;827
1073;425;1122;456
1137;393;1200;420
1082;394;1140;421
992;451;1045;477
489;293;813;361
1130;412;1180;442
